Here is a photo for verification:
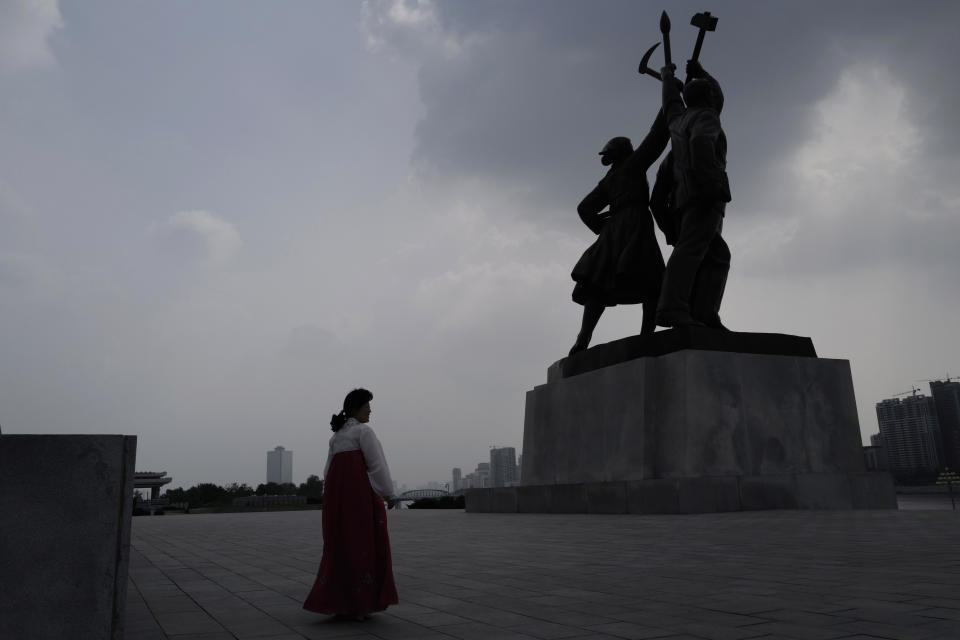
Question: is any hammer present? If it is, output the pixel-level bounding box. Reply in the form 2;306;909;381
689;11;718;62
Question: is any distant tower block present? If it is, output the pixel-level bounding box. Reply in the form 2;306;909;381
490;447;518;487
267;446;293;484
876;395;941;478
930;379;960;471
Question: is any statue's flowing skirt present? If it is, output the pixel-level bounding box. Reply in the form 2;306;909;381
303;450;398;614
571;207;665;306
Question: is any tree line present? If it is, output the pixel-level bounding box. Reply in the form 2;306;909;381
163;474;324;507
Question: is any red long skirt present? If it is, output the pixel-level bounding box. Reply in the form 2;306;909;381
303;450;398;614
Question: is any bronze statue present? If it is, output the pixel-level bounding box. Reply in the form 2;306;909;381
655;57;731;329
568;112;670;355
637;11;731;330
568;10;731;355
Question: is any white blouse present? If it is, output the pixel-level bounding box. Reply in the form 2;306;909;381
324;418;395;499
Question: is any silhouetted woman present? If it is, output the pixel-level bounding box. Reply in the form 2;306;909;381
569;110;671;355
303;388;399;619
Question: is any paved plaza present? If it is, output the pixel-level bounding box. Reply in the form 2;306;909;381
127;506;960;640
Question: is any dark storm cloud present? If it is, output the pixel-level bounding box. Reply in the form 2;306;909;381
373;2;956;200
368;0;960;270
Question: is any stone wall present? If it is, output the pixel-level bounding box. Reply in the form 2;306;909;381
523;350;865;486
466;472;897;513
0;434;137;640
468;336;897;514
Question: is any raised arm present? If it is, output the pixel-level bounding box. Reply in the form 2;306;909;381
627;108;670;172
685;59;724;113
661;65;685;125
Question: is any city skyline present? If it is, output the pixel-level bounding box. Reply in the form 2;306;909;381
160;442;520;492
2;1;958;489
871;377;960;479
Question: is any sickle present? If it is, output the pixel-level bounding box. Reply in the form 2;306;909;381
638;42;662;81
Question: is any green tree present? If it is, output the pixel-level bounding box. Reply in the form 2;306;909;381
225;482;255;497
297;474;324;503
297;474;324;499
255;482;298;496
185;483;228;507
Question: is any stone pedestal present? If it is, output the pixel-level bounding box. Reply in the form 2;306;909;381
466;329;895;513
0;434;137;640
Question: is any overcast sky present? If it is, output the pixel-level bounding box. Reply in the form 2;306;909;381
2;0;958;491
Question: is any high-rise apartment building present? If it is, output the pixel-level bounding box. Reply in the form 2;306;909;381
863;432;889;471
266;446;293;484
876;395;941;478
476;462;490;488
930;379;960;471
490;447;517;487
452;467;462;493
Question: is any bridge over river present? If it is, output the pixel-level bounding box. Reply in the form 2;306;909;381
397;488;449;502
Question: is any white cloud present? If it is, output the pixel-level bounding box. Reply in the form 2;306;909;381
792;63;921;204
729;217;800;271
154;210;242;267
360;0;466;58
0;0;63;73
735;61;958;277
385;0;434;26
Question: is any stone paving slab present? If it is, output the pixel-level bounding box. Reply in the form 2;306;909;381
127;509;960;640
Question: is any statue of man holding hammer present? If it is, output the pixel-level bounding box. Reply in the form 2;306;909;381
655;49;732;330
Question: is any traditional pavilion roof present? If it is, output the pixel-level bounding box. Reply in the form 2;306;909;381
133;471;172;486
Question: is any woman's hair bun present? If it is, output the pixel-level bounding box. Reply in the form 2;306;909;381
330;389;372;432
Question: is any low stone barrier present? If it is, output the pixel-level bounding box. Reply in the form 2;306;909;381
0;434;136;640
232;494;307;507
467;472;896;513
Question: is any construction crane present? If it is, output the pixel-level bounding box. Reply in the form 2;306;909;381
890;386;922;397
886;374;958;400
917;373;956;385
